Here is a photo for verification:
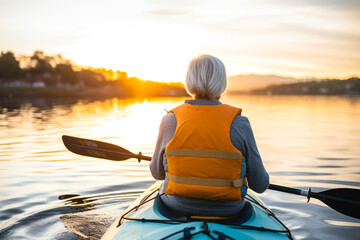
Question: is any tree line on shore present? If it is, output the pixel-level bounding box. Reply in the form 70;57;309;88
0;50;187;98
1;50;358;97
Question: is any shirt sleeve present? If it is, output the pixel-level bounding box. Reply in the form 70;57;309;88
150;113;177;180
230;116;269;193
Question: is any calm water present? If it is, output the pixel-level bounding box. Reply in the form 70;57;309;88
0;95;359;240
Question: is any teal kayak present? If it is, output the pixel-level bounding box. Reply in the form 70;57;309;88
101;181;294;240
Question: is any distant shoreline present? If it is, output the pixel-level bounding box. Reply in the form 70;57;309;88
0;86;188;99
231;77;360;96
1;87;359;100
0;87;118;99
228;91;360;96
1;77;359;99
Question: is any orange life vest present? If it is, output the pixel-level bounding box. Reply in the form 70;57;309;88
165;103;247;201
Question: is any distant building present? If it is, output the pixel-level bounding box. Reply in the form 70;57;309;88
301;86;309;93
32;81;45;88
3;80;45;88
3;80;26;87
319;88;328;94
345;83;353;90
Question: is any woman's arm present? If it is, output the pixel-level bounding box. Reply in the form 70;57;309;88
230;116;269;193
150;113;177;180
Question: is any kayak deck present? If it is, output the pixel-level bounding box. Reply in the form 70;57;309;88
102;182;294;240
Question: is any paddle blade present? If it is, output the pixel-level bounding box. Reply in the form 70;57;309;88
62;135;135;161
312;188;360;219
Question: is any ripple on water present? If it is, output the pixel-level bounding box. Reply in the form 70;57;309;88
0;187;149;240
315;165;346;169
316;157;353;161
270;172;334;176
324;220;360;228
297;179;360;187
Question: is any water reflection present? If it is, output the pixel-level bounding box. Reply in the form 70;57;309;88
0;95;359;239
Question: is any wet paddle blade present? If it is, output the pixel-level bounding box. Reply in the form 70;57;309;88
312;188;360;219
62;135;136;161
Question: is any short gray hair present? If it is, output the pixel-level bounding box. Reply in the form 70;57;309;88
185;55;227;100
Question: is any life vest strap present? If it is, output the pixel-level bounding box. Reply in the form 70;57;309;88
165;148;242;160
167;173;248;188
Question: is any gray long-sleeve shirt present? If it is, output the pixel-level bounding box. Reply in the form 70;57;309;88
150;99;269;216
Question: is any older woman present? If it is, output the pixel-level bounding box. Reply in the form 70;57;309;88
150;54;269;217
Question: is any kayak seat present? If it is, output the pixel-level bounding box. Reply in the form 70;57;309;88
155;197;253;225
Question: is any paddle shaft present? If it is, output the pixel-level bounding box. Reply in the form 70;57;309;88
63;135;360;219
269;184;308;197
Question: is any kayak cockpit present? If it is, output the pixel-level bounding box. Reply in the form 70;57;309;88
101;181;294;240
155;196;254;225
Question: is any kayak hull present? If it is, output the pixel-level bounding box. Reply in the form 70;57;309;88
102;181;293;240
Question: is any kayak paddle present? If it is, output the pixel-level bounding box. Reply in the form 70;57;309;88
62;135;360;219
269;184;360;219
62;135;151;162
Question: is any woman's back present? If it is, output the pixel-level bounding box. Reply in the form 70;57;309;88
150;99;269;216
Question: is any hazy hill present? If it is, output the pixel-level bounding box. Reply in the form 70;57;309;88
250;77;360;95
227;74;301;92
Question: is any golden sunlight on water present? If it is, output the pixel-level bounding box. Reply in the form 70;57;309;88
59;98;184;155
225;95;360;187
0;95;359;239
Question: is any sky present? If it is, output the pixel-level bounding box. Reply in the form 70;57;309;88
0;0;359;83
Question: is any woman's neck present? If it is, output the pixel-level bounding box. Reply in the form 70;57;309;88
194;95;220;100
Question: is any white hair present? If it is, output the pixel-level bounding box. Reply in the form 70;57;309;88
185;55;227;100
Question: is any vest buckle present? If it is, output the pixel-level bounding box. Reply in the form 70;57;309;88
232;177;248;187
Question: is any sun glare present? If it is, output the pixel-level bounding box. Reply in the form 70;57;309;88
89;98;184;154
66;20;201;83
